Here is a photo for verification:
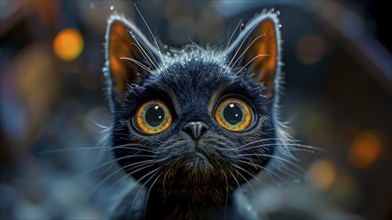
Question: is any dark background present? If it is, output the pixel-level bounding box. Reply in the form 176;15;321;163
1;1;391;219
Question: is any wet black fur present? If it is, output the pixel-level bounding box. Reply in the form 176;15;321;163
105;11;284;220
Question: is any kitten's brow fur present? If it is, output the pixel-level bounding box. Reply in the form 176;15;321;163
102;9;302;220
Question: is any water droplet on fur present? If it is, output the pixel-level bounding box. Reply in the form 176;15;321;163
241;23;244;27
181;61;185;66
166;52;171;56
110;5;114;10
163;45;168;49
278;24;282;28
276;11;281;16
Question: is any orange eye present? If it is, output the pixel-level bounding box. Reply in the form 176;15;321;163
214;98;252;131
135;100;172;134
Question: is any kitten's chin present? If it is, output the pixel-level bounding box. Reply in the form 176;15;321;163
185;152;213;173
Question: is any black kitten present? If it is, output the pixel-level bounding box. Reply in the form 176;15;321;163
104;10;292;220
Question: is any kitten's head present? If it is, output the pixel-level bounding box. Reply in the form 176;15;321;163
104;11;283;202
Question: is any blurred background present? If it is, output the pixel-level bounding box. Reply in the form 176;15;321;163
1;0;390;219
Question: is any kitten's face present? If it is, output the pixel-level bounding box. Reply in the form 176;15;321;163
105;12;281;200
113;60;275;197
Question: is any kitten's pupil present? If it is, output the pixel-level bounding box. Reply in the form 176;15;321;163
145;105;165;127
224;103;243;125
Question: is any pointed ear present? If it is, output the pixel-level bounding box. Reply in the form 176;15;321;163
227;11;281;101
105;16;160;102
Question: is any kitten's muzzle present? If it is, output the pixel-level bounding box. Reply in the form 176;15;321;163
182;121;209;141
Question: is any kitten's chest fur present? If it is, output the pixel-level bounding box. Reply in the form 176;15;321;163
112;185;242;220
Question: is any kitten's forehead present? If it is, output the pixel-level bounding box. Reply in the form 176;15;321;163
156;60;231;111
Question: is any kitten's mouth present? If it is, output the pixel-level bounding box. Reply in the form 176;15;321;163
185;152;213;172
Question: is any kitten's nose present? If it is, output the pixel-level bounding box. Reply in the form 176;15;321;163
182;121;209;140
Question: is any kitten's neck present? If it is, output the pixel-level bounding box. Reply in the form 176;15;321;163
111;185;253;220
145;189;233;220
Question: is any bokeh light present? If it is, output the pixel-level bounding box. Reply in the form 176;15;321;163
53;28;84;61
296;34;326;64
349;131;382;168
308;159;337;190
165;0;195;27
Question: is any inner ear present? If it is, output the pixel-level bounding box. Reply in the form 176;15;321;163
108;21;135;95
227;12;281;100
106;16;161;100
247;18;278;87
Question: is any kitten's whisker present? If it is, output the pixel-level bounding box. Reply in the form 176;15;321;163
88;162;156;199
37;146;113;154
37;143;145;155
236;137;316;149
239;137;298;146
128;167;161;220
238;143;274;152
143;172;162;219
240;142;320;153
239;159;282;183
287;148;317;154
231;167;257;192
253;128;322;151
209;141;238;152
231;163;258;181
238;153;304;172
285;144;323;152
113;144;157;154
272;163;302;179
228;170;241;190
112;143;159;154
222;171;229;219
213;146;239;152
123;162;156;176
162;169;170;192
106;161;158;193
76;155;156;179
